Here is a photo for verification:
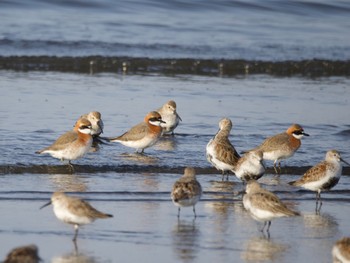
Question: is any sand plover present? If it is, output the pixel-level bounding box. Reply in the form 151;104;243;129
332;237;350;263
171;167;202;218
289;150;349;213
4;244;41;263
156;100;182;135
234;150;266;182
248;124;309;174
206;118;240;180
36;119;93;171
40;192;113;242
108;111;165;153
243;181;299;237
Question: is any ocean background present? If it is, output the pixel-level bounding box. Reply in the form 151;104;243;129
1;1;350;262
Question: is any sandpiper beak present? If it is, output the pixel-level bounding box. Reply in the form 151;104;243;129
40;200;52;209
340;158;350;166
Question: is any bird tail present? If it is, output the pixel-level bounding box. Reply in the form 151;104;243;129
98;136;117;142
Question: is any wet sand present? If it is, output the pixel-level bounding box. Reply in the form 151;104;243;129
0;172;350;263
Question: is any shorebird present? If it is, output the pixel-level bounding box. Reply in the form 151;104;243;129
332;237;350;263
248;124;309;174
77;111;104;137
108;111;165;153
77;111;104;151
156;100;182;135
4;244;41;263
206;118;240;180
289;150;349;213
234;150;266;182
243;180;299;237
40;192;113;242
171;167;202;218
36;118;93;171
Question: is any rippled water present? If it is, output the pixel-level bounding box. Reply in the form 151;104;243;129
1;0;350;59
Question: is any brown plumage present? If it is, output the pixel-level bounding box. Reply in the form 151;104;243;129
35;119;93;171
108;111;165;153
249;124;309;173
289;150;348;213
171;167;202;218
4;244;40;263
156;100;182;135
206;118;240;180
40;192;112;242
333;237;350;263
243;180;299;236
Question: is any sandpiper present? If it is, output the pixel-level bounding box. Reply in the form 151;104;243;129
206;118;240;180
40;192;113;242
243;180;299;237
171;167;202;218
332;237;350;263
156;100;182;135
289;150;349;213
234;150;266;182
4;244;41;263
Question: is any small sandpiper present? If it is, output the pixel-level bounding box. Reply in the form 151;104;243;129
40;192;113;242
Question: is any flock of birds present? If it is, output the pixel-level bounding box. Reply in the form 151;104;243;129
3;100;350;262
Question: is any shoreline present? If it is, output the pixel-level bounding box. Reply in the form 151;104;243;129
1;164;350;175
1;56;350;77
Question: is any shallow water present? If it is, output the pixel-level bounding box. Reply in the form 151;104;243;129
1;0;350;60
1;71;350;262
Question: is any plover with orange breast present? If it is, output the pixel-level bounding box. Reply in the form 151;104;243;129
248;124;309;174
206;118;240;180
108;111;165;154
40;192;113;242
289;149;349;213
36;118;93;171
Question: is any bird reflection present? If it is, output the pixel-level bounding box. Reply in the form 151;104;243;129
302;212;338;238
154;136;177;151
48;174;88;192
172;219;201;263
51;248;96;263
139;173;159;191
241;236;288;262
204;180;241;220
119;153;159;165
